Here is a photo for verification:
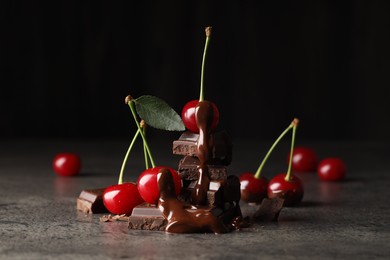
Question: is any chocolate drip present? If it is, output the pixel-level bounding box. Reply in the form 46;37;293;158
191;101;214;205
157;168;228;234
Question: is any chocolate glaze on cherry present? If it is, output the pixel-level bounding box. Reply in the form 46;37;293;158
191;100;214;205
182;99;219;133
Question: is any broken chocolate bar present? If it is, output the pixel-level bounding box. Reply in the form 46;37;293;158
178;156;228;181
128;203;168;231
179;175;241;207
77;188;108;214
252;197;284;222
172;130;232;165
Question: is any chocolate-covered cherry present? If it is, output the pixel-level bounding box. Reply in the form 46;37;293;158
268;173;304;206
182;100;219;133
317;157;346;181
182;27;219;133
137;166;182;204
103;183;143;215
287;146;318;172
52;153;81;176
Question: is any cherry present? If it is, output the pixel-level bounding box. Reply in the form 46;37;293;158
287;146;318;172
317;157;347;181
267;173;304;206
239;173;268;203
52;153;81;176
181;100;219;133
239;118;299;204
181;27;219;133
137;166;182;204
103;182;144;215
267;118;304;206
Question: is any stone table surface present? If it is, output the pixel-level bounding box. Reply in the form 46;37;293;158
0;138;389;260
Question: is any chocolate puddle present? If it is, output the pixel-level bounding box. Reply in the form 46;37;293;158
157;168;228;234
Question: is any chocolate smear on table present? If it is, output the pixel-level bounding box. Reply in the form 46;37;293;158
157;168;229;234
191;101;214;205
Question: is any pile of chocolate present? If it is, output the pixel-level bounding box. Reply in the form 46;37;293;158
77;101;284;234
128;101;244;233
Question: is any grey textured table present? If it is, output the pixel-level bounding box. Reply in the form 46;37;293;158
0;137;389;259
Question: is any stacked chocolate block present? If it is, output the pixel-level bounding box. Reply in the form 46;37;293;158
173;130;235;204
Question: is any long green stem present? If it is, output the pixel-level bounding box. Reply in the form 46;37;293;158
128;100;156;168
285;120;298;181
142;125;149;169
118;129;141;184
254;123;294;179
199;27;212;102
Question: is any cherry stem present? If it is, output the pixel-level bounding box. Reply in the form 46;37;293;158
142;124;149;169
254;119;297;179
285;118;299;181
118;128;141;185
128;100;156;168
199;26;212;102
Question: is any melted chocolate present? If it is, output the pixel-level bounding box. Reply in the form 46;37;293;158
191;101;214;205
157;168;228;234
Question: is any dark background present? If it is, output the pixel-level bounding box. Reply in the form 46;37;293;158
1;0;390;142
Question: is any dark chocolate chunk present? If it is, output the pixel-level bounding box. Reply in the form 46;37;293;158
207;176;241;207
128;203;168;231
178;156;228;181
180;176;241;207
252;197;284;222
77;188;108;214
172;130;232;165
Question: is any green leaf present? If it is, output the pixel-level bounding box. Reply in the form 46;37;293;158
134;95;185;131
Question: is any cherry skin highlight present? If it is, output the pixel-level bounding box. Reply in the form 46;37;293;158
137;166;182;204
317;157;347;181
103;182;144;215
287;146;318;172
267;173;304;206
52;153;81;176
239;173;269;204
181;99;219;133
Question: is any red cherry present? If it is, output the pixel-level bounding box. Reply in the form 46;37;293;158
137;166;182;204
317;157;346;181
239;173;268;204
287;146;318;172
267;173;304;206
181;99;219;133
103;182;144;215
52;153;81;176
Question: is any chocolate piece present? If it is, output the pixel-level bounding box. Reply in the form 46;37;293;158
128;203;168;231
77;188;108;214
178;156;228;181
207;176;241;207
252;197;284;222
180;175;241;207
172;130;232;165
